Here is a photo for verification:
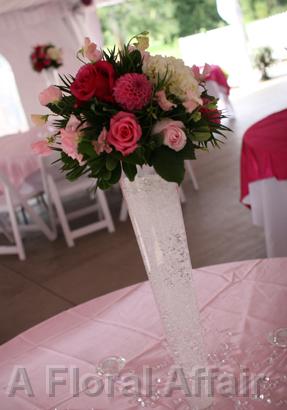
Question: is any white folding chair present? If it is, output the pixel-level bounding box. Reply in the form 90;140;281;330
0;172;56;260
42;157;115;247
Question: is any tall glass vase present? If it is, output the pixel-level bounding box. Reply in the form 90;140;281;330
121;170;212;409
42;67;59;86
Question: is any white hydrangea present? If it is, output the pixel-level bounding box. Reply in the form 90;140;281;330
142;55;201;101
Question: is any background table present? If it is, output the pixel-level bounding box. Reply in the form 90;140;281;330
241;109;287;257
0;128;41;191
0;258;286;409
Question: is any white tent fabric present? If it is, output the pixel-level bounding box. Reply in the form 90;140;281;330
0;0;103;122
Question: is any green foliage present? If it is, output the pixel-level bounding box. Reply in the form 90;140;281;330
98;0;179;50
240;0;287;21
253;46;275;80
173;0;225;37
152;146;185;184
98;0;287;54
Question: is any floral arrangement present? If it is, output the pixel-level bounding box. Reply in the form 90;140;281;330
30;44;63;72
32;33;228;189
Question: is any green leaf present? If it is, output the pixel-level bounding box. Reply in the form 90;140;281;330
109;163;122;184
97;179;111;190
191;131;212;142
102;169;112;181
66;166;86;181
122;162;137;181
106;156;119;171
78;140;97;158
151;147;185;184
178;141;196;160
123;148;145;165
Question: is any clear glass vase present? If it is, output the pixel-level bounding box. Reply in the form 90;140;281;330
120;169;212;409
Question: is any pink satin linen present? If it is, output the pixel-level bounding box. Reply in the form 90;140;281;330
0;259;287;409
241;109;287;203
205;65;230;96
0;129;41;191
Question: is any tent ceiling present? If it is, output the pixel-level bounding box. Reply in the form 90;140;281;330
0;0;116;15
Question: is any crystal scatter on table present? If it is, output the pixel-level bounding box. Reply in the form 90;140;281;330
95;328;286;409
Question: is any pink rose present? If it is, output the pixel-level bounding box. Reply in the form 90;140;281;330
107;112;142;156
32;140;52;156
155;90;176;111
83;37;102;63
152;119;187;152
60;128;84;164
39;85;62;106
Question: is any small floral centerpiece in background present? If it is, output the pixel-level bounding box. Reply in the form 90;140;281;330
30;44;63;72
32;33;228;189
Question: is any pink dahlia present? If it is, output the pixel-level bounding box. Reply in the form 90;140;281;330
114;73;153;111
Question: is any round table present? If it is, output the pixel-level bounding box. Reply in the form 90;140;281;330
241;109;287;257
0;259;287;409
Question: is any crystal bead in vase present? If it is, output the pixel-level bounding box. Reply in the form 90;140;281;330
120;170;212;409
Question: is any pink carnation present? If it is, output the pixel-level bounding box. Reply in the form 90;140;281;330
83;37;102;63
60;128;84;164
32;140;52;156
114;73;152;111
155;90;176;111
93;127;112;155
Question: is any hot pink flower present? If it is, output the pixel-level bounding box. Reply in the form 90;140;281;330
191;63;211;82
114;73;152;111
93;127;112;155
39;85;62;106
83;37;102;63
153;119;187;152
155;90;176;111
60;128;84;164
107;111;142;156
32;140;52;156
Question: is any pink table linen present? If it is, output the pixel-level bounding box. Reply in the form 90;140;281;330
0;128;41;190
0;258;287;409
205;65;230;96
240;109;287;203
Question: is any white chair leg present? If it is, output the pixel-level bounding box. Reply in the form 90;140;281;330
222;93;235;118
96;189;115;233
179;187;186;204
119;199;129;222
47;176;75;247
185;161;199;191
39;158;57;236
4;187;26;261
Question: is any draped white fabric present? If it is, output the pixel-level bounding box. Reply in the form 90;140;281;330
244;178;287;258
0;1;103;123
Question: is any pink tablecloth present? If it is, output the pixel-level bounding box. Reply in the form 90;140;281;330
205;65;230;96
240;109;287;202
0;128;41;190
0;259;287;409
